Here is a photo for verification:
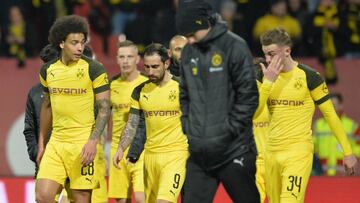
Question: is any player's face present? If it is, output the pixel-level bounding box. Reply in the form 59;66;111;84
186;28;210;44
144;54;169;84
262;44;289;65
117;46;139;75
170;38;187;64
60;33;86;62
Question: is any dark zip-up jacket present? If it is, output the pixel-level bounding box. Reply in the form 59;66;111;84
180;15;258;170
169;58;180;77
23;83;43;164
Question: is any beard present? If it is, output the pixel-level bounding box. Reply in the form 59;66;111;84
149;71;165;84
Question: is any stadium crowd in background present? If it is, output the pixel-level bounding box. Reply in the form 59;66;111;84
8;0;360;202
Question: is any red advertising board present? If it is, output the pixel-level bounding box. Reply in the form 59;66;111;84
0;177;359;203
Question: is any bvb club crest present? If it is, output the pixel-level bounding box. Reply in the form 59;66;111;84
211;53;222;67
169;90;177;102
192;67;198;76
77;68;85;79
294;78;303;90
322;83;329;94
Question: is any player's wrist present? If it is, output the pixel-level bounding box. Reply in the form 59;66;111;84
264;77;275;83
87;138;98;145
118;145;125;152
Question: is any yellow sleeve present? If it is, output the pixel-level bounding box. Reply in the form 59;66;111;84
39;65;49;92
89;60;110;93
318;100;353;156
253;79;273;119
129;83;144;115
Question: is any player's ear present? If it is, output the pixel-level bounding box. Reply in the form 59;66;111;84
59;41;65;49
164;59;170;70
135;54;140;65
285;46;291;57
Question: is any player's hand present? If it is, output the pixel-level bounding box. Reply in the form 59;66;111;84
261;55;283;82
343;154;358;176
113;147;124;169
81;139;97;166
36;146;45;165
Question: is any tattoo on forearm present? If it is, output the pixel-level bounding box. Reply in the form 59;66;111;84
90;99;111;140
119;113;140;150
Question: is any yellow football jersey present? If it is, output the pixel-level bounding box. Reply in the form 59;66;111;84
262;64;329;151
130;77;188;153
39;56;109;143
110;74;148;148
253;105;270;157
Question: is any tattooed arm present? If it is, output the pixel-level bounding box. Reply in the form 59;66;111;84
81;90;110;166
113;111;140;169
119;112;140;151
90;91;111;141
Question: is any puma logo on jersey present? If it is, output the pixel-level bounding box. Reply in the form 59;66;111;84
233;157;244;166
170;190;176;196
291;193;298;199
143;95;149;100
85;178;92;183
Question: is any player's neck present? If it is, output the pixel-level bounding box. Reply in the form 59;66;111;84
60;55;77;66
122;70;140;82
282;57;297;72
157;72;172;87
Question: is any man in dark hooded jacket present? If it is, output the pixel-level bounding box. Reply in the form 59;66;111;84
176;1;260;202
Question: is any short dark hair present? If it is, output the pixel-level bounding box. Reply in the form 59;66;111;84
40;44;59;63
253;57;266;80
260;28;292;47
143;43;169;63
83;45;94;58
48;15;89;50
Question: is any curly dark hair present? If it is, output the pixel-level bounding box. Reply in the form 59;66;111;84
48;15;89;50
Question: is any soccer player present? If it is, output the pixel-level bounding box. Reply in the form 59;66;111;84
126;35;188;160
168;35;187;76
176;1;260;202
108;40;147;203
24;44;72;203
24;44;108;203
257;28;357;203
35;15;110;203
113;43;189;203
